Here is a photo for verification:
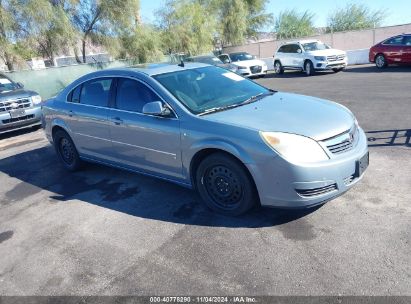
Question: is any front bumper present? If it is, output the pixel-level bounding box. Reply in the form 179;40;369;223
247;128;369;208
0;106;42;134
238;66;268;77
314;59;348;70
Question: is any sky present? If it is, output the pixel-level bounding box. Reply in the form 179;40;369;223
139;0;411;30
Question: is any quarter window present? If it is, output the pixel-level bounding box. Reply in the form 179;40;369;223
115;78;161;113
79;78;113;107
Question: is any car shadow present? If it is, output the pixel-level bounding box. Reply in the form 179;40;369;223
366;129;411;147
0;145;321;228
344;65;411;73
0;126;42;140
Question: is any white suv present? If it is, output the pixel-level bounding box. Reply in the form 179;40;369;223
273;40;347;76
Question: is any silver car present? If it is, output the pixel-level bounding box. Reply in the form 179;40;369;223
42;63;369;215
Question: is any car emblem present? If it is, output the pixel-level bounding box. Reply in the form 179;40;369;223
10;102;19;109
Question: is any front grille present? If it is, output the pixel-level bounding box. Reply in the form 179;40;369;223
327;140;353;154
0;98;32;112
324;126;358;155
2;114;35;124
296;183;338;197
327;54;345;62
250;65;262;74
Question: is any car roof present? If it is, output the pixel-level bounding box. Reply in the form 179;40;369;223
283;39;320;45
86;62;211;78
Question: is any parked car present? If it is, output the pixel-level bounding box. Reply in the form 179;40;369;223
42;63;368;215
273;40;347;76
185;55;238;73
0;74;42;135
369;34;411;68
218;52;268;77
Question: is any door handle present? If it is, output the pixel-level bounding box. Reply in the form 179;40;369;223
112;117;123;125
68;110;74;117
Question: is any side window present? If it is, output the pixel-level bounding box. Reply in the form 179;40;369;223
115;78;161;113
219;55;230;63
289;44;301;53
384;36;403;45
278;46;286;53
80;78;113;107
403;36;411;46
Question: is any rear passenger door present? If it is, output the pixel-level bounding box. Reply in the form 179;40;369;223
288;44;304;68
65;77;114;160
108;77;183;179
402;36;411;63
383;36;404;64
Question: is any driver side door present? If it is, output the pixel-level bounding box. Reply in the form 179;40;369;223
108;77;183;180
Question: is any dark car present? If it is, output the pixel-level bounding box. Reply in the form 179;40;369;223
369;34;411;68
0;73;42;135
185;55;238;73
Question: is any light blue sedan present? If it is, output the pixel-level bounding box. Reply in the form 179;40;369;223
42;63;369;215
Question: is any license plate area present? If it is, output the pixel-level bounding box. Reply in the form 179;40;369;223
9;109;26;118
355;152;369;177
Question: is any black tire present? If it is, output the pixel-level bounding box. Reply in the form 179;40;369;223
53;129;82;171
375;54;387;69
304;60;315;76
332;68;344;73
274;60;284;74
195;153;258;216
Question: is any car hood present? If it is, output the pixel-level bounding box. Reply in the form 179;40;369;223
0;89;37;101
307;49;346;56
231;59;266;67
201;92;354;141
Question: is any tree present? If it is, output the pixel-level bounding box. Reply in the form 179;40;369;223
158;0;216;55
244;0;273;38
120;24;164;63
70;0;140;63
327;3;386;33
274;9;315;40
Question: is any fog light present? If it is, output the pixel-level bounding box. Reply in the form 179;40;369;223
316;63;322;68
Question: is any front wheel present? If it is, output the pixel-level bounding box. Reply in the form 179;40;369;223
375;54;387;68
274;61;284;74
53;130;82;171
304;61;315;76
195;153;258;216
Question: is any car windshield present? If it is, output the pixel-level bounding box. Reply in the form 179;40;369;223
229;53;254;62
302;42;330;51
153;66;270;115
0;76;17;92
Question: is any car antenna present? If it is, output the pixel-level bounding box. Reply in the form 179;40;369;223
178;60;185;68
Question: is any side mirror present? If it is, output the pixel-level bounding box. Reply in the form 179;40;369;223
297;49;302;54
142;101;171;117
253;55;257;59
17;82;24;88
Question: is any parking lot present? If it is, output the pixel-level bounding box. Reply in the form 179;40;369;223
0;64;410;295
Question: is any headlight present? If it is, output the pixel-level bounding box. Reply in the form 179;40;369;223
237;66;247;70
31;95;42;105
314;56;327;61
260;131;329;163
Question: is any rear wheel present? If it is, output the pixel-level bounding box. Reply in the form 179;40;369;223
375;54;387;68
304;60;315;76
274;61;284;74
53;129;82;171
195;153;257;216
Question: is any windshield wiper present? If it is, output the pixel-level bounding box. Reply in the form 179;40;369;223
239;91;275;106
198;90;276;116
